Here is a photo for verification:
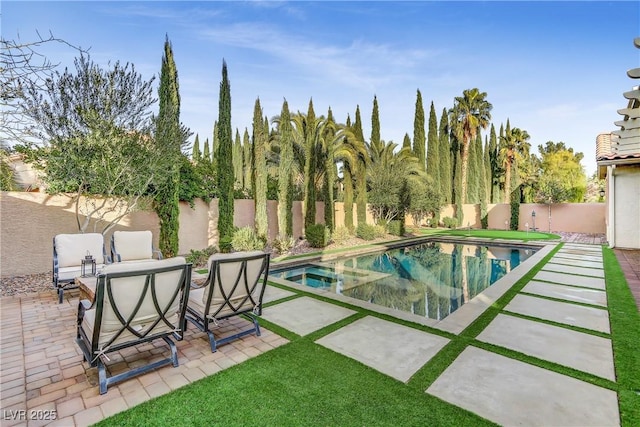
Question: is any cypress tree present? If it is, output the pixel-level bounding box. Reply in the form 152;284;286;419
233;129;243;188
488;124;499;203
498;123;506;203
344;114;354;230
483;135;491;202
371;95;381;154
192;133;201;162
303;99;317;229
203;138;210;162
216;60;234;251
353;105;367;225
154;35;182;257
212;121;218;168
426;101;439;195
413;89;426;171
252;98;268;239
453;147;463;226
402;133;411;149
466;129;479;204
242;128;252;193
438;107;451;204
477;133;488;228
277;99;294;236
324;108;337;232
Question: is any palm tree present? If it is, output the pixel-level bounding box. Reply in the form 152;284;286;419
500;123;530;202
449;88;492;204
367;140;426;224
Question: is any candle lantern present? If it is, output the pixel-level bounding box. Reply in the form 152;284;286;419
81;252;96;277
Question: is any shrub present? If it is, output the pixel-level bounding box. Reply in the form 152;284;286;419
218;236;233;253
272;234;296;254
305;224;330;248
442;217;457;229
331;226;352;245
186;245;217;268
387;220;405;236
355;223;376;241
232;226;265;251
373;224;387;238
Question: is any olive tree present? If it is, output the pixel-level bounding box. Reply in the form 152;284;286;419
16;54;163;234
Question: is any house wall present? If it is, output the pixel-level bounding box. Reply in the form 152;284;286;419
613;165;640;249
0;191;607;277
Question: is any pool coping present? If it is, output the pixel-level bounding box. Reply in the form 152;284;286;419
267;237;556;335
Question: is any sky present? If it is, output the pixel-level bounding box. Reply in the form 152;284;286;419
3;1;639;176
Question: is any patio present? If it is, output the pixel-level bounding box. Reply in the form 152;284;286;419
0;236;636;426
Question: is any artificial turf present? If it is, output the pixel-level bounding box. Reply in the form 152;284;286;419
96;239;638;427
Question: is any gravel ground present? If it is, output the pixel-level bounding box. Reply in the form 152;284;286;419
1;272;52;297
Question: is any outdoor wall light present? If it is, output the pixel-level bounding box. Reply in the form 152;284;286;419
599;189;606;198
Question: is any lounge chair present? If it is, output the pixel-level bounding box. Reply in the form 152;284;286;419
110;230;162;263
53;233;110;304
76;257;191;394
186;251;270;352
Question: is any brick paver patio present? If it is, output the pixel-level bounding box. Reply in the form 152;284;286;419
0;291;287;426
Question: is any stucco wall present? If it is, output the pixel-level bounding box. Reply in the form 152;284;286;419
1;192;159;277
0;191;607;277
613;165;640;248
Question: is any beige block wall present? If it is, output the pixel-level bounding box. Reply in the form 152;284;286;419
1;192;159;277
0;191;607;277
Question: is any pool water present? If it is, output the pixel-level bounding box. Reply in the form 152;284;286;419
270;240;536;321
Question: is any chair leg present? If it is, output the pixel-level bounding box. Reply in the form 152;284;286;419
206;317;261;353
163;336;179;367
98;359;108;395
58;288;64;304
207;331;217;353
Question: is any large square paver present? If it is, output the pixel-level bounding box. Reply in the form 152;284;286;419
555;252;602;263
261;296;356;336
542;264;604;278
547;258;604;269
504;294;610;333
476;314;615;380
522;280;607;307
562;244;602;253
262;285;296;304
427;346;619;427
534;270;605;290
316;316;449;382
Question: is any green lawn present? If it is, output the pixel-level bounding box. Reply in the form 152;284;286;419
96;240;639;427
416;228;561;242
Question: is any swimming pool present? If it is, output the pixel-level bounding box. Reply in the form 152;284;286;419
270;240;537;321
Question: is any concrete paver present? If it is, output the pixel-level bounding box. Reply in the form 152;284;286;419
476;314;615;380
522;280;607;307
534;270;606;290
261;296;356;336
262;285;296;304
504;294;610;333
316;316;449;383
542;263;605;278
427;346;619;427
554;253;602;263
547;258;603;269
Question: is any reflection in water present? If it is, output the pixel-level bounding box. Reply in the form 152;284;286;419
273;241;533;321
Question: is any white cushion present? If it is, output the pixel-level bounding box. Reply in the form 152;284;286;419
55;233;106;267
92;257;187;345
191;251;267;315
112;230;154;261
